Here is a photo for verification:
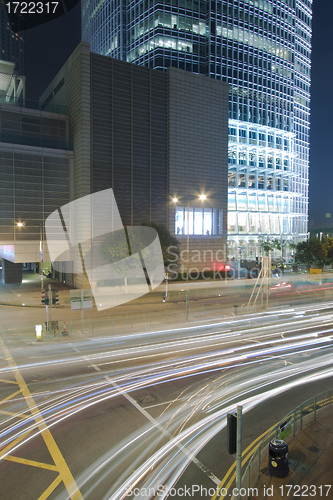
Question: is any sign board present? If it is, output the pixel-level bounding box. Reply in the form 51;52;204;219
70;289;93;301
309;268;322;275
71;299;93;311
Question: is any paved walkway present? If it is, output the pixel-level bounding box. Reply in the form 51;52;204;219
252;411;333;499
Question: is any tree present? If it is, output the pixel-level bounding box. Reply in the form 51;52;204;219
259;236;275;256
295;239;327;269
140;222;180;266
323;237;333;266
288;241;296;257
98;223;180;283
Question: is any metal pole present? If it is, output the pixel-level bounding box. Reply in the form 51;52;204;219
186;199;190;320
81;289;84;335
40;224;44;293
48;284;52;336
236;405;243;500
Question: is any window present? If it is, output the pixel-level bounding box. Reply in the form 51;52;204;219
228;212;236;233
228;192;236;210
248;174;256;188
237;193;247;211
239;150;247;165
249;151;257;166
238;213;247;233
175;207;222;235
248;194;257;211
258;195;266;211
228;169;236;187
238;172;246;187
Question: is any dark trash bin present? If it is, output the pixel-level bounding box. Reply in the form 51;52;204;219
292;265;298;272
268;439;289;477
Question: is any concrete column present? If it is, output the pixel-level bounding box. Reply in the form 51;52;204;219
2;259;22;284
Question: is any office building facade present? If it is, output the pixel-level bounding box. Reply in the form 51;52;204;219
82;0;312;259
40;43;229;285
0;99;73;283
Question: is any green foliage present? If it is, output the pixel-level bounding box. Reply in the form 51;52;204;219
295;237;333;268
98;228;136;276
140;222;180;266
259;236;275;256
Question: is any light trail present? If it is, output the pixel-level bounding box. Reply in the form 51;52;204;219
1;300;333;498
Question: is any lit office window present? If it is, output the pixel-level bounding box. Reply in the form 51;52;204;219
175;207;222;235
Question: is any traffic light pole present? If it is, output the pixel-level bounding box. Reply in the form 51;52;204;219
48;284;52;335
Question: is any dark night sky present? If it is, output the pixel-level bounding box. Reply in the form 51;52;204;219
23;0;332;230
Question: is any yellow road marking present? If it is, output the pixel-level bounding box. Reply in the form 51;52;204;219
0;378;18;385
210;423;276;500
4;454;58;471
0;409;29;418
0;336;83;500
38;475;62;500
0;389;22;405
0;428;34;456
211;396;333;500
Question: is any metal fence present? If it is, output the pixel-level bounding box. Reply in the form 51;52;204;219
35;288;333;340
230;389;333;500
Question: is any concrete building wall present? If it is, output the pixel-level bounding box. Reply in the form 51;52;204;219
0;102;73;274
167;68;229;271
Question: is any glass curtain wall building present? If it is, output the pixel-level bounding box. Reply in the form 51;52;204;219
82;0;312;259
0;4;25;76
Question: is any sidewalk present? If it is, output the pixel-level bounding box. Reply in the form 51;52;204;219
252;411;333;499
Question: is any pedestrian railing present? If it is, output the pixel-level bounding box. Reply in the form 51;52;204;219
231;389;333;500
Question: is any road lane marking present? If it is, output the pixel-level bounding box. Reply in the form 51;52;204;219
211;395;333;500
0;409;29;418
4;454;58;470
38;475;63;500
90;363;222;487
210;423;276;500
0;428;34;455
0;378;18;384
0;389;22;405
0;334;84;500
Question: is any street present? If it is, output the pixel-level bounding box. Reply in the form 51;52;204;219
1;300;333;499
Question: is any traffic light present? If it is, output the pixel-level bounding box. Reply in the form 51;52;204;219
41;291;49;305
52;290;59;305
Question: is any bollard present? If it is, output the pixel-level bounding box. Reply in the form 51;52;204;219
35;324;42;342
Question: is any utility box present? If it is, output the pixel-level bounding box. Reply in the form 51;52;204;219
227;412;237;454
268;439;289;477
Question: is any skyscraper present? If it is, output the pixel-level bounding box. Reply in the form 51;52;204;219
0;4;25;76
82;0;312;259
